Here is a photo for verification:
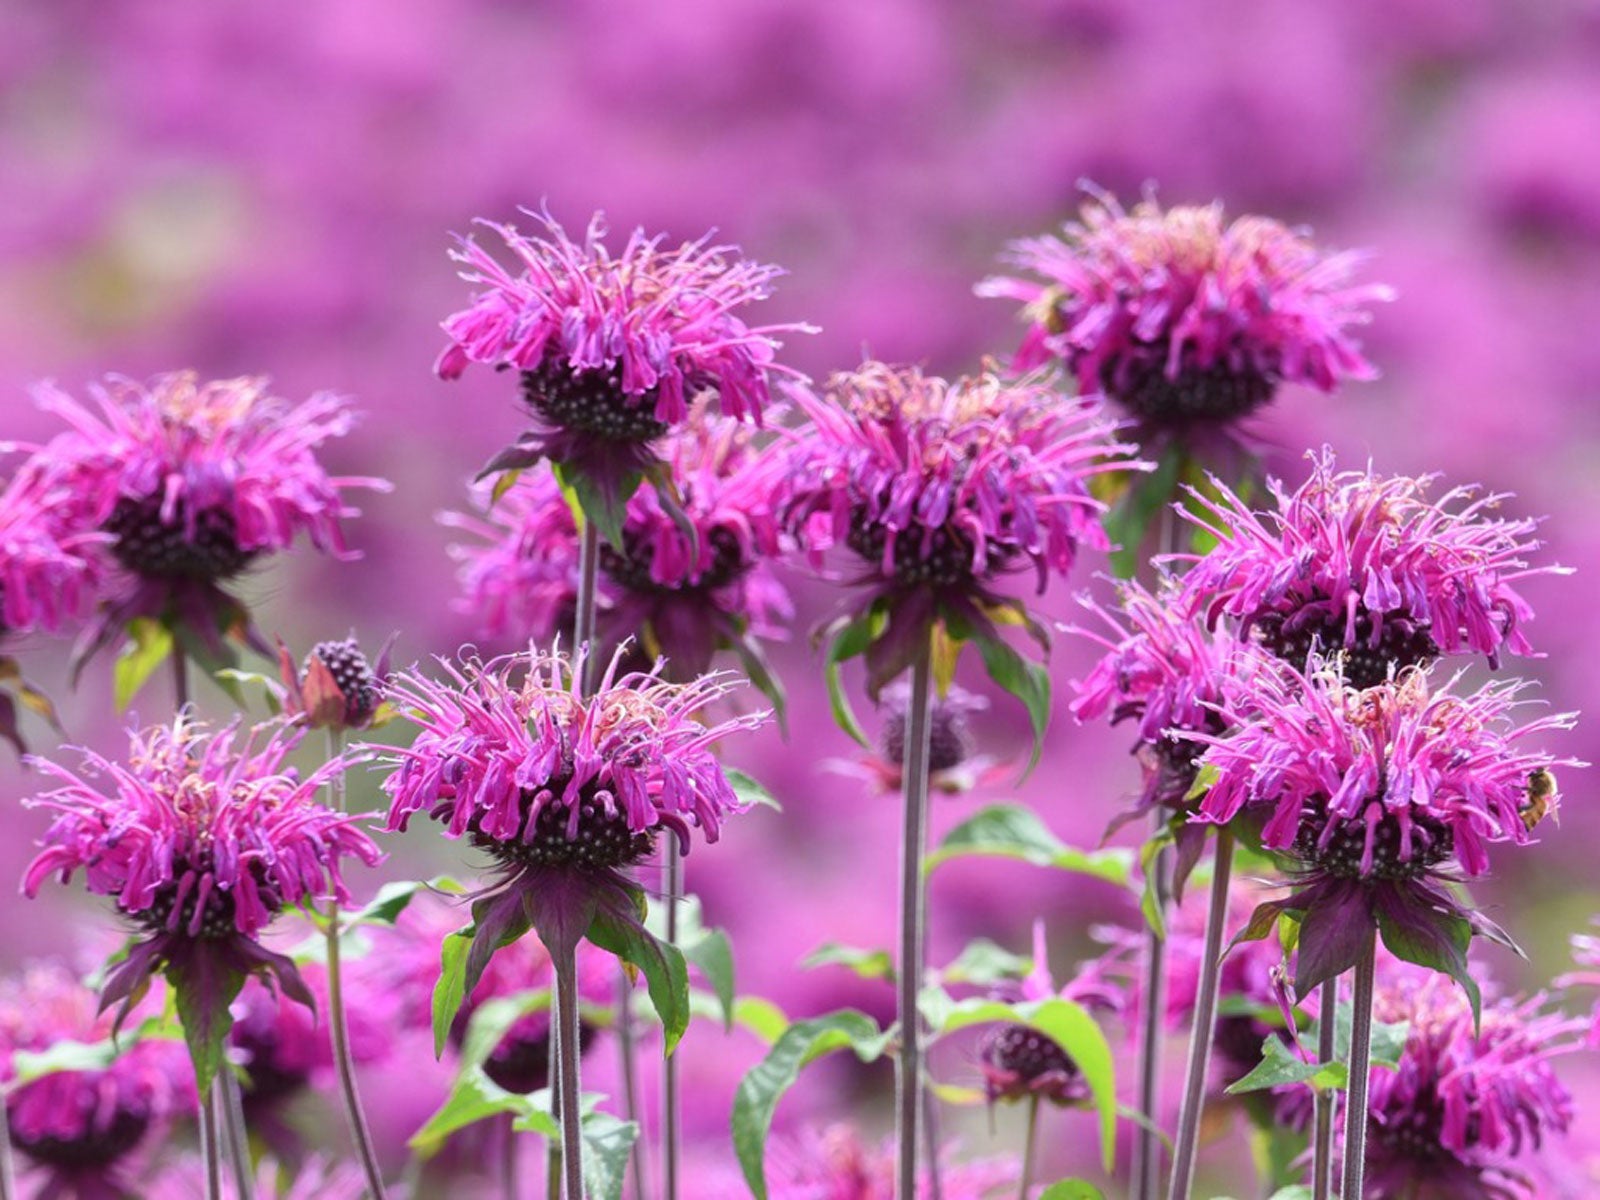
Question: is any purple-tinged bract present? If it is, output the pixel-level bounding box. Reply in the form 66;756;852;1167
19;716;383;1088
25;372;388;671
1192;662;1576;997
0;962;193;1194
277;633;394;733
980;193;1392;438
1176;449;1557;688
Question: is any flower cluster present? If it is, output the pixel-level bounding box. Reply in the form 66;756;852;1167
1176;449;1555;688
0;468;101;637
1191;663;1574;994
0;963;193;1187
437;209;808;505
21;716;382;1084
705;1126;1017;1199
24;372;387;669
980;192;1391;438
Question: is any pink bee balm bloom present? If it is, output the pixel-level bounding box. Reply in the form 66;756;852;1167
444;409;793;678
380;644;767;1002
20;716;383;1089
26;372;388;672
979;191;1392;439
1176;449;1560;688
777;361;1137;693
437;208;810;507
705;1125;1017;1199
1357;969;1586;1200
1192;662;1577;999
0;468;102;636
0;962;193;1193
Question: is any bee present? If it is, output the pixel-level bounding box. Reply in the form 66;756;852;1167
1519;768;1558;832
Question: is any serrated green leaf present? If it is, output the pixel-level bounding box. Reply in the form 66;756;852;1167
801;941;895;983
554;462;643;551
1225;1035;1345;1095
732;1011;892;1199
925;805;1134;888
587;906;691;1055
409;1070;523;1156
459;991;552;1071
114;617;174;711
171;950;246;1096
1140;830;1174;938
968;629;1051;773
1039;1182;1107;1200
683;927;736;1033
432;931;473;1058
579;1110;640;1200
928;997;1117;1170
724;768;782;812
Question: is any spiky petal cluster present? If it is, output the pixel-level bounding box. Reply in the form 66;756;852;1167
1360;970;1585;1200
1192;663;1576;994
1068;579;1275;837
979;193;1391;434
1177;449;1556;688
25;373;388;665
444;410;793;675
708;1126;1018;1199
383;646;764;867
0;469;102;636
777;361;1134;666
0;963;192;1183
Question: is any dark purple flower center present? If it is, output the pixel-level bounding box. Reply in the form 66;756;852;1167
600;525;749;594
881;700;975;774
1256;603;1440;691
449;1014;596;1095
847;517;1009;590
1373;1089;1452;1164
981;1023;1079;1101
470;788;656;872
12;1106;150;1170
1104;351;1276;427
137;862;276;939
104;495;256;582
520;361;671;444
232;1025;313;1105
1295;805;1455;881
309;637;380;727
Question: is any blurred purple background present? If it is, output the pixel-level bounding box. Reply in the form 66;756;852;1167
5;0;1600;1190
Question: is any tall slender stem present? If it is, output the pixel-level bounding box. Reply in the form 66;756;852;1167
894;644;935;1200
0;1099;15;1200
1340;933;1378;1200
1017;1094;1042;1200
575;519;601;692
616;964;648;1200
556;946;586;1200
1132;835;1171;1200
173;644;191;710
320;728;390;1200
501;1112;519;1200
219;1073;255;1200
198;1083;222;1200
1165;829;1235;1200
661;842;684;1200
547;982;565;1198
1312;980;1338;1200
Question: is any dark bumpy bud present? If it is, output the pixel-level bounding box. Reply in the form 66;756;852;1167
980;1023;1083;1105
476;790;657;872
881;690;979;775
308;637;381;728
521;361;671;444
104;496;256;581
1256;605;1440;690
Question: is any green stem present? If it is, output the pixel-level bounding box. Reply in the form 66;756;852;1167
1340;933;1378;1200
501;1112;518;1200
1018;1094;1041;1200
0;1100;14;1200
218;1074;255;1200
1312;981;1338;1200
198;1083;222;1200
1132;834;1171;1200
661;841;683;1200
895;643;935;1200
556;945;586;1200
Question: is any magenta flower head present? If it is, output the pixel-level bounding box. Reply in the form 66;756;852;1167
777;361;1139;744
0;962;193;1197
979;190;1392;447
1357;969;1586;1200
1176;448;1560;689
380;644;767;1043
1193;662;1577;1008
26;372;388;692
1068;578;1276;859
445;408;794;685
720;1125;1017;1199
437;208;810;538
20;715;383;1092
829;680;1006;796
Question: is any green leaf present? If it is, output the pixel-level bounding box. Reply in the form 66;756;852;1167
1377;899;1481;1029
554;461;643;551
1225;1035;1346;1095
938;938;1032;986
925;805;1134;888
968;630;1051;773
732;1011;892;1198
1140;829;1174;938
731;997;789;1046
731;632;788;734
9;1016;179;1086
459;992;552;1071
823;610;879;748
1039;1183;1108;1200
1266;1188;1315;1200
1105;442;1184;578
432;931;473;1058
724;768;782;812
410;1070;523;1156
346;876;464;929
170;950;247;1096
683;927;736;1033
801;942;895;983
579;1110;640;1200
927;997;1118;1170
114;617;174;711
587;906;691;1055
